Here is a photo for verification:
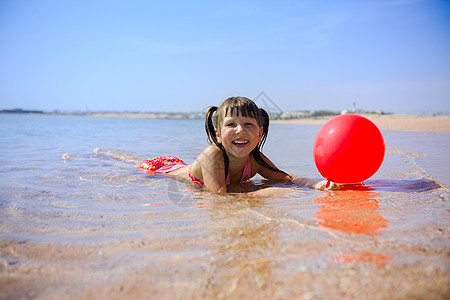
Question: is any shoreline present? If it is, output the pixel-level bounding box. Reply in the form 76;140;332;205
2;112;449;133
273;114;450;133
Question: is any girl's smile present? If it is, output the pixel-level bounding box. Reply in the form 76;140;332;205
232;138;249;147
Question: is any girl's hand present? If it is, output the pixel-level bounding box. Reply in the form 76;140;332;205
292;177;338;191
315;180;338;191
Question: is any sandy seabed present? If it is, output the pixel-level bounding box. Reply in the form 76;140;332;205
1;194;448;300
1;113;449;299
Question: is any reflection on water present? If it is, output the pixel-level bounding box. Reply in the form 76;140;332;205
314;185;389;236
333;252;392;266
315;185;393;266
364;179;440;192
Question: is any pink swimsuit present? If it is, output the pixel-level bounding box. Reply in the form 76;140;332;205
188;156;252;186
140;156;187;173
140;155;252;186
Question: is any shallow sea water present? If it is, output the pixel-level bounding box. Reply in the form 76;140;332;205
0;115;448;299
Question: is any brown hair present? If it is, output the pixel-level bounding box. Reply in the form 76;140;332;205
205;96;290;179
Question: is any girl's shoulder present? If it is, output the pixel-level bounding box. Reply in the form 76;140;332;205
192;145;224;171
190;145;225;182
200;144;224;160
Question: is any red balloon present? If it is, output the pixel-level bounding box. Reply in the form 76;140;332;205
313;114;385;184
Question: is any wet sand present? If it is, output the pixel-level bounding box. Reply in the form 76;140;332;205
274;114;450;133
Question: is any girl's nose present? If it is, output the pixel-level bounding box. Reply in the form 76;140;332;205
235;124;245;133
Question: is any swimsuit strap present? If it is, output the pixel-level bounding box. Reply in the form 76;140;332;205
225;156;252;184
241;155;252;181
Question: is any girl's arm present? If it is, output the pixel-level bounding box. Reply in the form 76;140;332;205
195;145;227;193
256;153;338;191
255;153;294;182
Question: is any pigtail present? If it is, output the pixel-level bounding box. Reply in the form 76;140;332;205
259;108;270;150
205;106;219;145
204;106;229;180
252;108;292;179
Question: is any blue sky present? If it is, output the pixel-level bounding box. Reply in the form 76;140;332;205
1;0;449;115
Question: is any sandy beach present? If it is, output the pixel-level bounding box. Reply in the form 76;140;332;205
274;114;450;133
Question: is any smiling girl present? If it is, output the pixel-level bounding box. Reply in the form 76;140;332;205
140;97;337;193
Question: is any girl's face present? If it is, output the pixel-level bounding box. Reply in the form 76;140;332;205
217;111;263;159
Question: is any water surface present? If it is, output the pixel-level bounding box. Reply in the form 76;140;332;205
0;115;448;299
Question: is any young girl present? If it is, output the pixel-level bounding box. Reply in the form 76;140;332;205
140;97;337;193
